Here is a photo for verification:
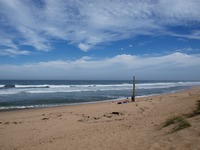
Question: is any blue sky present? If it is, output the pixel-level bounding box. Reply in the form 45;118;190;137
0;0;200;80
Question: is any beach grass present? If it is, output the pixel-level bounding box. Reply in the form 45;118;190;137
172;117;191;132
163;116;182;127
185;100;200;118
163;116;191;132
193;100;200;116
163;100;200;132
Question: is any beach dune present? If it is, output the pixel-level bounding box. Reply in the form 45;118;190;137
0;87;200;150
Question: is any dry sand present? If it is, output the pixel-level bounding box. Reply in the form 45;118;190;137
0;87;200;150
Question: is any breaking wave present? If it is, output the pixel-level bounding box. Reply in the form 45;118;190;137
0;81;200;95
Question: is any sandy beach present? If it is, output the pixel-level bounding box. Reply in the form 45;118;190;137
0;87;200;150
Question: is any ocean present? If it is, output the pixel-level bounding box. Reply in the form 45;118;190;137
0;80;200;110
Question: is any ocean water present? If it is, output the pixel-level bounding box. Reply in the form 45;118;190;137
0;80;200;110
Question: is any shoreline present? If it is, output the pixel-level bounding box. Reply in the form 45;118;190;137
1;86;200;150
0;86;196;112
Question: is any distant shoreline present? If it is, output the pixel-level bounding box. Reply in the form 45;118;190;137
0;86;195;112
1;80;200;111
0;85;197;113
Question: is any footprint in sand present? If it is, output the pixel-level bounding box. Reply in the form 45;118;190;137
104;112;124;118
56;113;62;118
41;117;49;121
5;122;10;125
138;108;145;114
78;114;90;122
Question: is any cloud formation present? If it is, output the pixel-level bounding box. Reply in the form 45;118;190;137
0;52;200;80
0;49;30;57
0;0;200;53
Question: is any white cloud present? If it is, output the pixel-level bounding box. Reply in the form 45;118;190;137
155;0;200;23
17;26;52;51
0;49;30;57
129;45;133;47
164;31;200;40
0;37;17;49
175;47;200;53
0;52;199;80
78;43;91;52
0;0;200;52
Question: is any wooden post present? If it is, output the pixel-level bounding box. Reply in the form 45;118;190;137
131;76;136;102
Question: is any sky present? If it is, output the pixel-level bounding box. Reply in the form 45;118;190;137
0;0;200;80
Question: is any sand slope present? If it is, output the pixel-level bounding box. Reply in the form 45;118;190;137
0;87;200;150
